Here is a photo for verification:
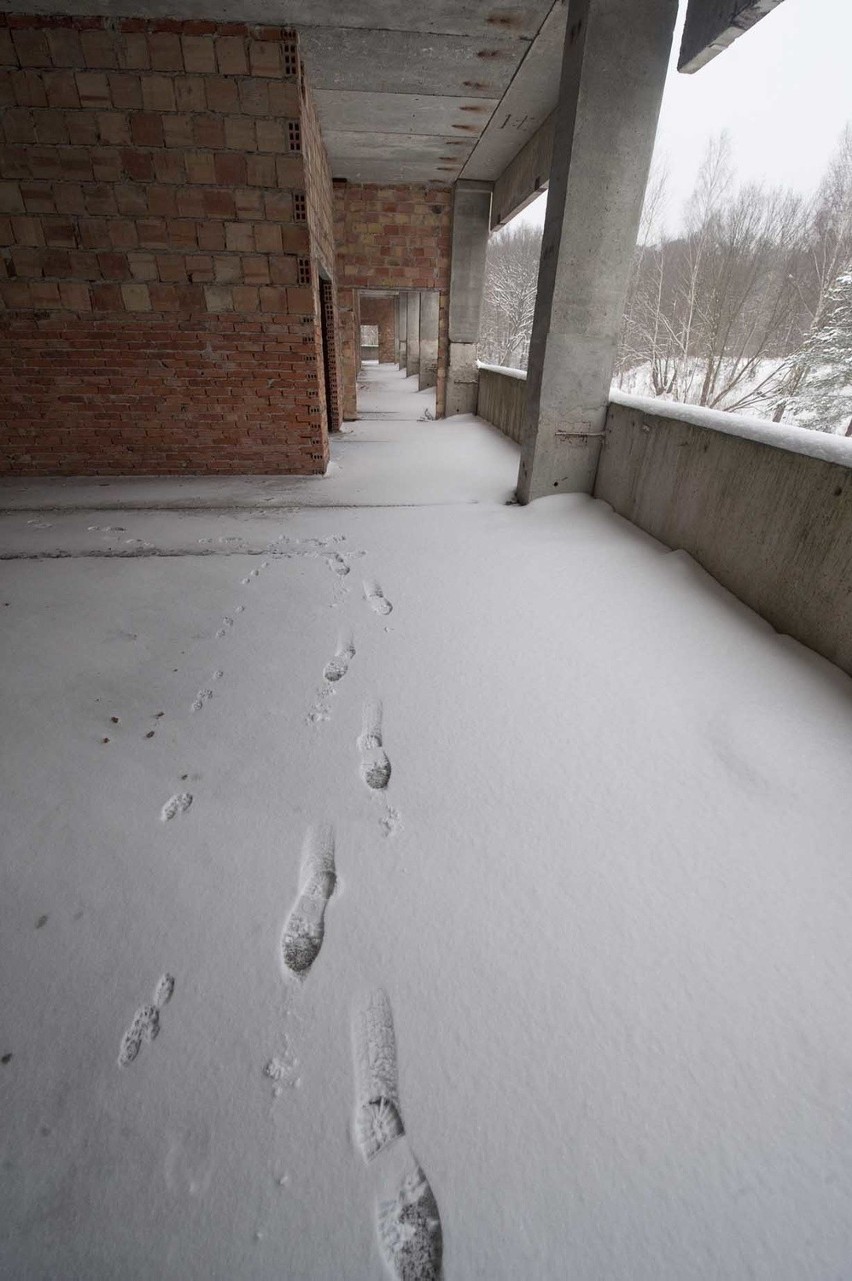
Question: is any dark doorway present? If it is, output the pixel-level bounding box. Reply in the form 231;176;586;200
318;278;339;433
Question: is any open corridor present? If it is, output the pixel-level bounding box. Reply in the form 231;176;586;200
2;366;852;1279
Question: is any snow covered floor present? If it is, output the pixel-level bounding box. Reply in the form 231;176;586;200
2;364;852;1280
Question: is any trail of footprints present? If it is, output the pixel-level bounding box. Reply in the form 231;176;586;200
157;552;270;819
141;528;433;1273
283;568;443;1279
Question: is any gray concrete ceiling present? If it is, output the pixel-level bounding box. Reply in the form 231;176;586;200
0;0;568;187
301;1;568;186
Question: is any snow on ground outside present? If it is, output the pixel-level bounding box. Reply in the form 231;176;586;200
616;357;852;438
1;365;852;1280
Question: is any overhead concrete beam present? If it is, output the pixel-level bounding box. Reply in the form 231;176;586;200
678;0;787;73
460;0;567;183
491;112;554;230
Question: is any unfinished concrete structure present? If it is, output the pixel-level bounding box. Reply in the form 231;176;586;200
0;0;793;476
4;5;852;1279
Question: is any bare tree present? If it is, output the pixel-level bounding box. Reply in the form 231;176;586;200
616;159;670;388
479;221;542;369
619;134;808;413
482;125;852;435
771;124;852;422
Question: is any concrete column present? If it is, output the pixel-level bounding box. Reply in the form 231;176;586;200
398;294;407;370
405;291;420;379
418;291;439;390
393;293;401;364
517;0;677;502
446;179;492;416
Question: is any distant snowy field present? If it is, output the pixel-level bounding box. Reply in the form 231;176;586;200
2;370;852;1278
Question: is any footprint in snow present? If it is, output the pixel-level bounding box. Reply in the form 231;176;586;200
378;1158;443;1281
358;700;391;791
353;990;443;1281
160;792;192;822
280;825;336;979
324;636;355;683
353;989;405;1161
364;580;393;616
323;551;350;577
117;972;175;1067
191;688;213;712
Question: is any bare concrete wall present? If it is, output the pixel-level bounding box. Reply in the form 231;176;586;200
598;400;852;677
477;365;527;445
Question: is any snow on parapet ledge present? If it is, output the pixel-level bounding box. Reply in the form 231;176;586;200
477;361;527;382
476;364;852;467
609;390;852;469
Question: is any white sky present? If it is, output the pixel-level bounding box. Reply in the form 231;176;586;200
516;0;852;233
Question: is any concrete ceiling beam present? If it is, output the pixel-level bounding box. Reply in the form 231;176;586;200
678;0;787;73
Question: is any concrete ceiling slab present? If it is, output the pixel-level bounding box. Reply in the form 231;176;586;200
461;0;567;181
325;133;475;163
314;91;499;137
255;0;554;40
298;28;525;99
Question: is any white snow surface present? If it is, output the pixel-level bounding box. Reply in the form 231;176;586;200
477;361;527;381
2;365;852;1280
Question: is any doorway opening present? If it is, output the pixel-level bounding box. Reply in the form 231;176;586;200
319;277;340;433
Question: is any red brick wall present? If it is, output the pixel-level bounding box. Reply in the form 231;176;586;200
0;16;331;474
359;294;395;362
334;181;451;415
334;181;451;292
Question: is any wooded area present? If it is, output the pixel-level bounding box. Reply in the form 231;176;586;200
479;125;852;435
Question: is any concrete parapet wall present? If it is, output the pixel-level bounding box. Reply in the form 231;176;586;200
476;363;527;444
598;398;852;677
474;369;852;675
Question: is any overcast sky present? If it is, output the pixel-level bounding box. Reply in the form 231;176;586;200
518;0;851;233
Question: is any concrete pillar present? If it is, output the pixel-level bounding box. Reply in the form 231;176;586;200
398;294;407;370
393;293;401;364
418;291;439;390
446;179;492;416
517;0;677;502
405;291;420;379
